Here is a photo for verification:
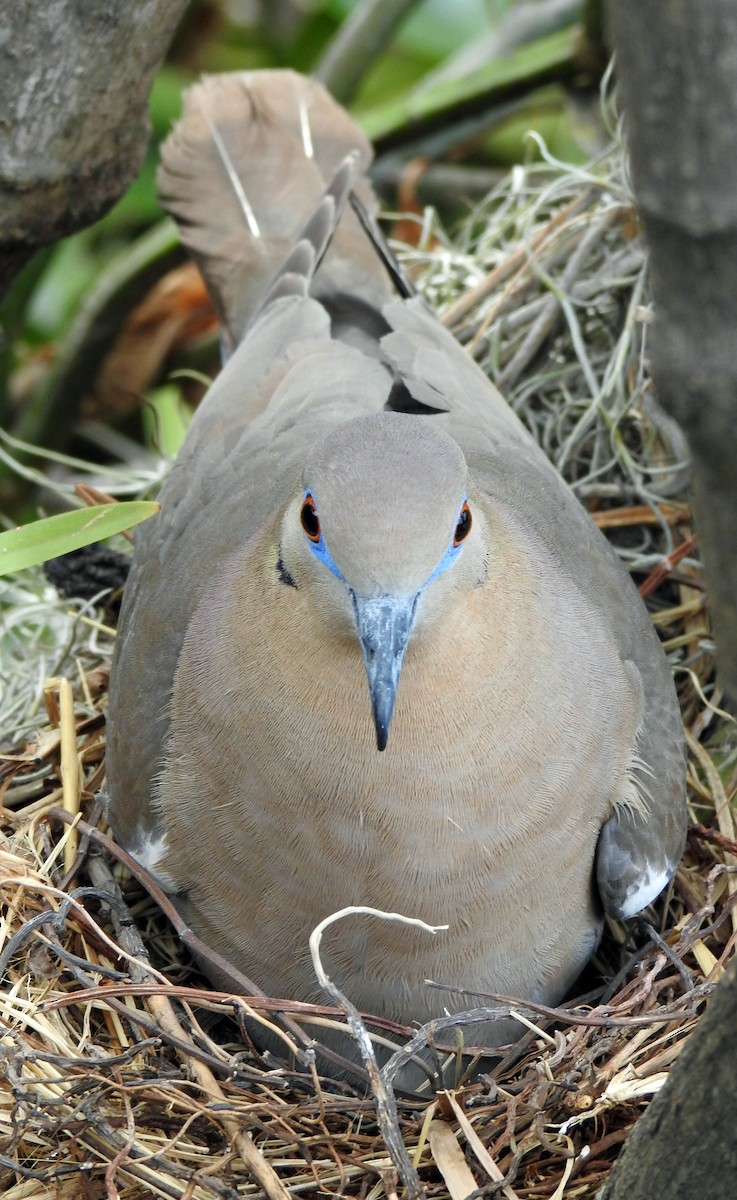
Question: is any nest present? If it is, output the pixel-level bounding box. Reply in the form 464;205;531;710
2;116;736;1200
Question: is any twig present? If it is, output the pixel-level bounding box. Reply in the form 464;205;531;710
50;676;81;874
442;1089;522;1200
638;534;697;598
310;906;447;1200
85;842;292;1200
690;822;737;858
498;207;621;389
444;192;590;331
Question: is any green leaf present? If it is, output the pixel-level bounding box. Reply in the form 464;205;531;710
143;384;192;458
358;26;577;146
0;502;158;578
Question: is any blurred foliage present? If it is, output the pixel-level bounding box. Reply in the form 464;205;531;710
0;0;608;560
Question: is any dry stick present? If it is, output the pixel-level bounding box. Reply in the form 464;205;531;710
441;192;592;329
309;906;449;1200
442;1089;522;1200
673;866;737;958
590;503;690;530
691;823;737;858
686;729;737;938
86;844;292;1200
1;919;243;1198
104;1074;137;1200
642;923;694;995
0;878;276;1083
638;534;697;599
41;979;412;1039
53;677;81;874
82;1116;230;1199
466;220;589;360
497;207;621;391
418;986;703;1030
75;481;119;507
460;225;589;359
428;1119;479;1200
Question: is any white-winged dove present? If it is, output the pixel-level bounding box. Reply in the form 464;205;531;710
105;70;686;1075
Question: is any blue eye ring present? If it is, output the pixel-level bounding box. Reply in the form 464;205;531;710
301;490;345;581
300;493;321;542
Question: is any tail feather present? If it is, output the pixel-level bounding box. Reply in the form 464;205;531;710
158;69;391;347
254;152;360;314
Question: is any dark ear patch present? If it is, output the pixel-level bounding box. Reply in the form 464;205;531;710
276;555;297;588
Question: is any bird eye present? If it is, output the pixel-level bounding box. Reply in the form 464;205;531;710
300;494;321;542
454;501;472;546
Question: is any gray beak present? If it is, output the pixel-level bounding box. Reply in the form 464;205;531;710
349;591;420;751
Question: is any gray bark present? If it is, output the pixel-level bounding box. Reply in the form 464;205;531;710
0;0;188;294
600;961;737;1198
603;3;737;1196
610;0;737;698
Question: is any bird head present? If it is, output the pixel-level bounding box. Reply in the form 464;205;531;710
279;412;483;750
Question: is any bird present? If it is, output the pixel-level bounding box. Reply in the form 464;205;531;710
104;69;686;1079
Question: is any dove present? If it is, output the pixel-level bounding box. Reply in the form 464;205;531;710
105;69;686;1078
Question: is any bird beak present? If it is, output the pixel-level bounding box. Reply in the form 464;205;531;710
349;591;420;751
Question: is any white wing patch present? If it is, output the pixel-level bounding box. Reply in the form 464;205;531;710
618;865;671;919
130;830;178;894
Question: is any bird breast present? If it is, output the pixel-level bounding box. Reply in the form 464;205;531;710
151;505;643;1015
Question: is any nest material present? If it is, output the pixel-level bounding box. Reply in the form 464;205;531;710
2;128;736;1200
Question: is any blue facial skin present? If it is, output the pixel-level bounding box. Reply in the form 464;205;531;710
302;489;468;592
301;489;470;750
302;491;345;582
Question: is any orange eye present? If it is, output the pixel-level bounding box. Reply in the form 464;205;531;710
454;501;472;546
300;494;321;542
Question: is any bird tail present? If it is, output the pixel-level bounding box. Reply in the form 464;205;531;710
157;69;395;350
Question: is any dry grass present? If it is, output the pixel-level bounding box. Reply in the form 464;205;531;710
2;111;736;1199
